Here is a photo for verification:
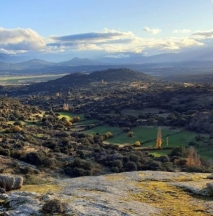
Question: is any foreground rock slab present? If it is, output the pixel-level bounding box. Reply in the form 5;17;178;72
0;171;213;215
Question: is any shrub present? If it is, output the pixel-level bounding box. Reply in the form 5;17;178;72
158;155;170;163
42;158;56;168
123;127;130;132
170;146;187;157
125;161;137;171
149;161;162;170
0;147;10;156
111;160;123;170
20;167;40;175
105;132;113;138
24;174;48;185
129;154;139;163
111;166;119;173
183;166;205;173
128;131;134;137
42;199;66;214
64;158;94;177
134;141;141;147
162;162;175;172
25;151;46;166
123;156;129;164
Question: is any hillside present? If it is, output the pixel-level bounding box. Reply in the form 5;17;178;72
1;171;213;215
55;68;153;84
15;68;154;94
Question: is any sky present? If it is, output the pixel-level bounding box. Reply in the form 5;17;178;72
1;0;213;62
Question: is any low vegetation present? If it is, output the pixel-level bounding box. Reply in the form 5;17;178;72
0;68;212;180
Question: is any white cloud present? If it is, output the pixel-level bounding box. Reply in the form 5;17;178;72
173;29;191;34
143;27;161;35
47;29;204;54
0;27;45;53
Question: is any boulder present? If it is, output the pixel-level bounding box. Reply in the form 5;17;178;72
0;175;23;192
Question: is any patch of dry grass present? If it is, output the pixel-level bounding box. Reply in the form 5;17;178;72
21;184;61;194
104;173;125;181
130;181;207;216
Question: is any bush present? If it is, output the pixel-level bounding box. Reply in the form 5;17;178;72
183;166;206;173
111;166;119;173
123;156;129;164
105;132;113;138
149;161;162;170
25;151;46;166
42;158;56;168
111;160;123;170
20;167;40;175
162;162;175;172
129;154;139;163
0;147;10;156
128;131;134;137
42;199;66;214
134;141;141;147
24;174;48;185
64;158;94;177
125;161;137;171
170;147;187;157
158;155;170;163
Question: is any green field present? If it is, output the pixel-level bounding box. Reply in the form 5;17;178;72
106;126;203;147
57;112;85;121
0;74;67;85
5;110;211;159
84;125;123;136
83;123;211;158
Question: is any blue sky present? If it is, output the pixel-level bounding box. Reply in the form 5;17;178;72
1;0;213;61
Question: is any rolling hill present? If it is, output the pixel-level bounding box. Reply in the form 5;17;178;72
14;68;155;95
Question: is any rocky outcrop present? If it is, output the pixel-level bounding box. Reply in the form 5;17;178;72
0;191;40;215
0;171;213;215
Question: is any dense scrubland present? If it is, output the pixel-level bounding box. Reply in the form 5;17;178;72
0;68;212;185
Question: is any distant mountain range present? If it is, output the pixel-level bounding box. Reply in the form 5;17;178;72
1;54;213;76
0;57;106;70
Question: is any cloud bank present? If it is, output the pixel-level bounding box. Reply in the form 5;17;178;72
0;26;211;58
0;27;45;54
192;29;213;39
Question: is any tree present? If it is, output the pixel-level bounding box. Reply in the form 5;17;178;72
128;131;134;137
63;103;69;111
72;116;80;123
186;146;201;167
105;132;113;138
